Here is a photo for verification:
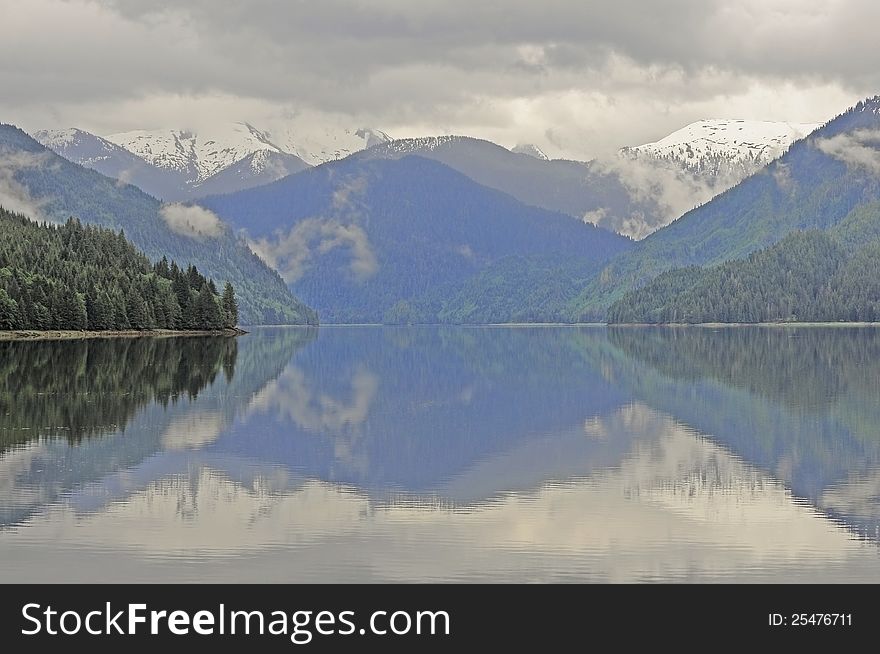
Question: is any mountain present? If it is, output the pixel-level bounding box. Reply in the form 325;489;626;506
36;123;310;201
0;123;316;325
199;155;633;323
607;230;880;323
568;96;880;320
34;127;187;200
264;125;393;165
356;127;819;241
622;119;819;179
104;122;311;198
355;135;664;235
597;119;820;238
182;149;309;198
106;123;302;183
35;122;392;200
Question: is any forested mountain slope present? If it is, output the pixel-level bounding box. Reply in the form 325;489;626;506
201;155;633;323
0;124;316;325
570;97;880;320
0;208;238;331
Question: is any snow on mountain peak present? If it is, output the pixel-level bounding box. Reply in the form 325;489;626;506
511;143;549;160
106;122;287;183
33;127;81;150
34;120;391;199
365;135;467;156
33;127;138;170
355;128;393;148
265;125;393;165
622;119;820;175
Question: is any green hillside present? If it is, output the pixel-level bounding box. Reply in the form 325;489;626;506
0;124;316;325
570;97;880;320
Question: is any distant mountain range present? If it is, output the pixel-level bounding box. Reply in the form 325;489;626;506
571;97;880;320
34;122;391;201
17;102;863;327
199;155;633;323
34;124;311;201
0;124;316;325
33;119;814;240
352;135;664;235
607;119;819;238
622;119;818;179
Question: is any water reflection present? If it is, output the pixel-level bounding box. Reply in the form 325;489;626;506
0;329;315;528
607;326;880;538
0;337;239;449
0;326;879;582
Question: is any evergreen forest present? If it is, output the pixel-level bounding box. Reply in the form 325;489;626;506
0;207;239;331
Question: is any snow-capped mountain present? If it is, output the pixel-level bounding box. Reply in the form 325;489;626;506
34;127;136;168
621;119;819;178
34;127;187;199
598;119;822;238
35;123;323;200
106;122;300;184
264;126;392;165
360;135;466;157
35;121;391;200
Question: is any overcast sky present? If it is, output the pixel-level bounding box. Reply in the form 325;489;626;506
0;0;877;159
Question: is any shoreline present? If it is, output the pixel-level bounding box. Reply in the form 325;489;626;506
0;328;248;342
7;323;879;340
318;321;880;328
607;322;880;328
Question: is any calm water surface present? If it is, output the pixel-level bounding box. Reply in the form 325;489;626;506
1;326;880;582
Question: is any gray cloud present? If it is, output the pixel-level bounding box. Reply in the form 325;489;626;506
0;1;874;158
249;174;379;283
251;218;379;284
771;162;795;192
115;167;135;187
160;203;225;238
815;129;880;175
591;155;735;239
0;149;52;221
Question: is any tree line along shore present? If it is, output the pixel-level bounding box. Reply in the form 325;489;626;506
0;208;240;334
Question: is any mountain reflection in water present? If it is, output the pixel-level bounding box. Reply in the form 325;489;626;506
0;326;878;582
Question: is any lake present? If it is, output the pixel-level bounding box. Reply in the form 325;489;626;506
1;325;879;582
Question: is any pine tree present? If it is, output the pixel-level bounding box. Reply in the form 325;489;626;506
195;284;223;330
0;289;19;329
0;208;234;332
71;292;88;330
222;282;238;329
126;288;150;330
87;291;114;330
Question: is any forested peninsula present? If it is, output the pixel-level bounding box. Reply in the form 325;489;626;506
608;230;880;324
0;207;241;336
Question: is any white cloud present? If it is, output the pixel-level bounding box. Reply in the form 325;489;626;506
0;1;872;160
0;149;52;222
160;203;225;238
590;154;725;238
815;129;880;175
250;218;379;284
582;207;607;226
248;172;379;283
